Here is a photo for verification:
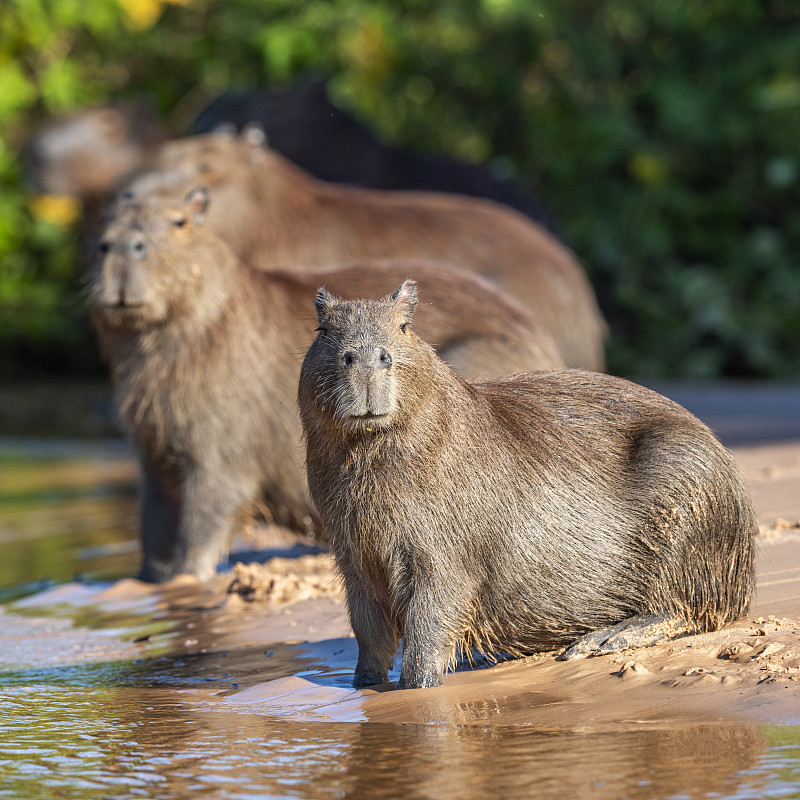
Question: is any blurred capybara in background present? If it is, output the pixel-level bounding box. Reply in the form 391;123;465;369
191;76;560;233
24;102;169;231
88;188;565;582
298;283;757;689
125;129;607;370
24;77;557;233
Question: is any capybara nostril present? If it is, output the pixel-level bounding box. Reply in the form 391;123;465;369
377;347;392;369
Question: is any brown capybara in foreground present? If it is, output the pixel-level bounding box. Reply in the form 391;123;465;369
297;282;757;689
88;188;564;582
124;129;607;371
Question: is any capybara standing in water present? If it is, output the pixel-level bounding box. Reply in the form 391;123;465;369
298;283;757;689
125;129;607;371
88;189;564;582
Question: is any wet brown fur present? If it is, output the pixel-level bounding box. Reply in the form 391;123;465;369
298;285;757;689
124;130;607;371
88;191;564;581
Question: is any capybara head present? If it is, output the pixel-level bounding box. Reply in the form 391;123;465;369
125;126;268;199
89;186;227;329
304;281;434;435
25;104;165;202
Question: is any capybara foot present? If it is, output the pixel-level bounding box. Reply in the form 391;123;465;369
559;612;688;660
137;561;173;583
353;669;389;688
397;671;442;690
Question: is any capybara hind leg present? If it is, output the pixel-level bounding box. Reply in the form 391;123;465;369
347;587;398;687
560;612;689;660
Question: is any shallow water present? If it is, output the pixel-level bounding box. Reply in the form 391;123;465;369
4;439;800;799
0;438;139;599
3;667;800;800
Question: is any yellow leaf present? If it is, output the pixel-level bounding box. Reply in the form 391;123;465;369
117;0;191;31
628;152;668;185
29;194;82;227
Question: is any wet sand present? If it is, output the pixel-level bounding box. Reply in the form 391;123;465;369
7;434;800;732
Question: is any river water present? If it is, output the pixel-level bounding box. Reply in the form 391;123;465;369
2;437;800;799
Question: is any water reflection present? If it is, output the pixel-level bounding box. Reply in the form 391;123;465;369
0;670;794;800
0;438;139;598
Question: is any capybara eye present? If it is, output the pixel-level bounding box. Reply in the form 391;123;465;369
98;240;110;255
172;218;187;228
400;322;411;334
133;240;147;255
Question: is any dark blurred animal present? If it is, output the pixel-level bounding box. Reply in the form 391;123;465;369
125;129;606;370
298;283;757;689
88;189;564;581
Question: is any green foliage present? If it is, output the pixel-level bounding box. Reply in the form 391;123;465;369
1;0;799;380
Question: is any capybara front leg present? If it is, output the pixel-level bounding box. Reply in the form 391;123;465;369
347;586;398;687
172;468;252;581
398;585;466;689
138;460;181;583
560;612;689;660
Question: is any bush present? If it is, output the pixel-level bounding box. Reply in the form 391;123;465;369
2;0;799;380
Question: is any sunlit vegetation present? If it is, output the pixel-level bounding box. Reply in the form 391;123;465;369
2;0;799;379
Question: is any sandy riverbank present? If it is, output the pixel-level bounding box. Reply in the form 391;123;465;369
7;435;799;731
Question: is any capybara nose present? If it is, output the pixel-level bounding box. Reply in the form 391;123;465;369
374;347;392;369
341;350;356;368
130;237;147;258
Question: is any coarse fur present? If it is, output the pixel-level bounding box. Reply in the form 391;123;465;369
88;190;564;582
123;129;607;371
298;284;758;689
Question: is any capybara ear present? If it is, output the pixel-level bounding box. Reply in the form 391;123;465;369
390;280;418;321
242;122;268;147
210;122;237;138
243;123;268;162
315;287;337;321
185;186;209;222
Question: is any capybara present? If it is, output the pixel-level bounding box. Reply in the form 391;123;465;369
125;128;607;371
191;76;559;233
24;79;556;234
24;102;168;226
88;188;564;582
297;283;757;689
